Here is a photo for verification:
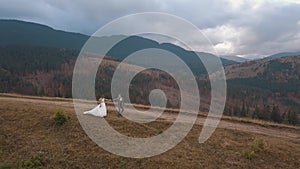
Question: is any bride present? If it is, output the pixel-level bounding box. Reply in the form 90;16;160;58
83;97;107;117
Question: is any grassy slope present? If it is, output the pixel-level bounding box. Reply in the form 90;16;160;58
0;95;300;169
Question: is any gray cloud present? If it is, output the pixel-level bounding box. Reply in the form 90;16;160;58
0;0;300;58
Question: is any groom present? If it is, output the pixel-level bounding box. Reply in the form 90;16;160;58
113;94;124;117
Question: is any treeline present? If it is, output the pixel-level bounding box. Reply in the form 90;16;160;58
0;45;78;74
0;46;77;97
227;59;300;94
227;77;300;93
224;103;299;126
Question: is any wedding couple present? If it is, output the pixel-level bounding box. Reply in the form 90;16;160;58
83;94;124;118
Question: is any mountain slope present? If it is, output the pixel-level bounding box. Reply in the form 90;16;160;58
225;56;300;110
0;46;182;107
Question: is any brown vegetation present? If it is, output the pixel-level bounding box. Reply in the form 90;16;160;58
0;94;299;168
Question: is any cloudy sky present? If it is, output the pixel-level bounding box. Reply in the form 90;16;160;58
1;0;300;58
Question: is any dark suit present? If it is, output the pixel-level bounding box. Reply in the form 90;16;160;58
114;97;124;117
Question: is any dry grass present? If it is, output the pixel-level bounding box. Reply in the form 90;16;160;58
221;115;300;130
3;93;297;130
131;101;299;131
0;95;300;168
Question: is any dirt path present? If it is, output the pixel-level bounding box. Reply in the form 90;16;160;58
1;94;299;140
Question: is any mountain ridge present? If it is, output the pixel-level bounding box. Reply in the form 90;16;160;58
1;19;299;62
0;19;89;50
0;19;235;65
267;51;300;59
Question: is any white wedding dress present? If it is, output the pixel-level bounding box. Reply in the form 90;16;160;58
83;99;107;117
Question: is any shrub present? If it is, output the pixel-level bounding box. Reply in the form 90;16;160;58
19;154;43;169
242;137;268;160
0;163;11;169
243;149;255;160
252;137;268;152
53;110;68;125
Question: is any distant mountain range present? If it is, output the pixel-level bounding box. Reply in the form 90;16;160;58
220;55;249;62
267;51;300;59
0;20;235;63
